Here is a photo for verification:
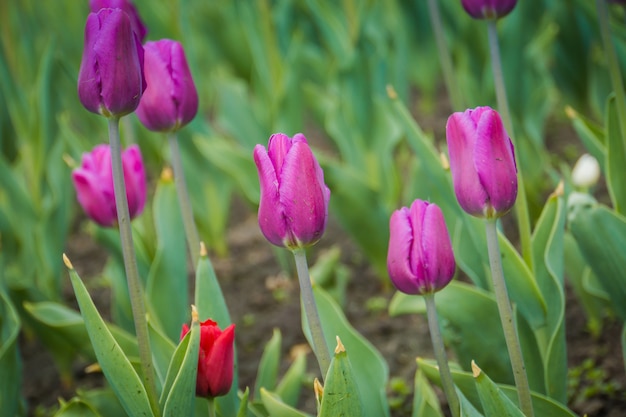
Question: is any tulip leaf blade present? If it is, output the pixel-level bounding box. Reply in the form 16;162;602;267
161;314;200;417
472;362;525;417
68;266;154;417
412;368;444;417
53;398;101;417
259;388;313;417
605;95;626;215
0;285;21;417
275;349;307;408
146;175;189;341
318;340;364;417
254;328;282;399
417;358;577;417
307;286;390;417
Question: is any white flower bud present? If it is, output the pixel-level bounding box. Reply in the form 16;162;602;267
572;153;600;188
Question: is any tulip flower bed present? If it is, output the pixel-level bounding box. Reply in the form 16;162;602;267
4;1;626;417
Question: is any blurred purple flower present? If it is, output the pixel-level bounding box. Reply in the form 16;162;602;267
387;200;456;295
72;144;146;227
89;0;147;42
253;133;330;249
136;40;198;132
78;8;145;118
461;0;517;19
446;106;518;219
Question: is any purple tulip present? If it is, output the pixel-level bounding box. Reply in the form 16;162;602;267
253;133;330;249
461;0;517;19
72;144;146;227
446;107;517;219
136;40;199;132
78;8;146;118
89;0;148;42
387;200;456;295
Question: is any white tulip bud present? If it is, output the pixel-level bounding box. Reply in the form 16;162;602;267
572;153;600;188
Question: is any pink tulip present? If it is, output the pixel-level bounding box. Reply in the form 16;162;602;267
461;0;517;20
181;319;235;398
136;40;198;132
446;107;517;219
253;133;330;249
72;144;146;227
387;200;456;295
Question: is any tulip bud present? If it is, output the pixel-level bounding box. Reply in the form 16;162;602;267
136;40;198;132
446;106;518;219
387;200;456;295
78;8;146;118
72;144;146;227
181;319;235;398
253;133;330;249
461;0;517;20
571;153;600;189
89;0;148;42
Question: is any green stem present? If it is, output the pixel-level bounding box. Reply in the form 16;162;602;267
485;219;534;417
424;293;460;417
487;20;534;273
168;132;200;268
207;397;216;417
427;0;463;110
597;0;626;155
292;249;331;377
108;117;160;416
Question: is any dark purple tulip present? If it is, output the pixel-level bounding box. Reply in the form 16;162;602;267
387;200;456;295
136;40;198;132
78;8;146;118
461;0;517;20
253;133;330;249
89;0;148;42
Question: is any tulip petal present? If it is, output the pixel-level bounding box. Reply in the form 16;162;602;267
121;145;146;218
203;324;235;397
446;111;489;216
474;109;518;215
254;144;288;246
387;207;421;294
72;170;117;227
78;13;104;115
422;204;456;291
279;137;328;247
169;41;198;128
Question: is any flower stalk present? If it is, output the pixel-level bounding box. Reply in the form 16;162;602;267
107;116;159;414
486;20;534;273
293;248;331;377
424;293;460;417
484;218;533;417
168;132;200;268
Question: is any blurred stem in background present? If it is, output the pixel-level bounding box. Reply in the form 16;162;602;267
427;0;464;111
487;20;534;273
169;132;201;269
596;0;626;158
107;116;160;415
485;218;534;417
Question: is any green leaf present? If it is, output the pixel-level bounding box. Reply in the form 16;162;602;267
148;321;176;389
622;324;626;375
569;201;626;322
318;339;364;417
146;175;189;341
255;328;281;399
530;190;567;403
236;387;250;417
162;311;200;417
75;388;126;417
605;95;626;214
412;368;444;417
418;359;577;417
67;261;154;417
275;350;307;408
472;362;525;417
566;106;606;172
53;398;100;417
0;286;21;417
307;286;390;417
259;388;313;417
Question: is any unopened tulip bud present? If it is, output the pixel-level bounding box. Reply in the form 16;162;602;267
136;40;198;132
181;319;235;398
571;153;600;189
72;144;146;227
253;133;330;249
387;200;456;295
89;0;147;42
461;0;517;20
446;106;518;219
78;8;146;118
